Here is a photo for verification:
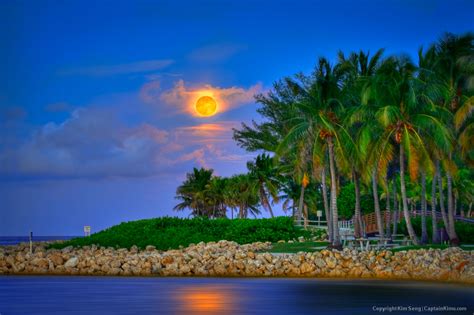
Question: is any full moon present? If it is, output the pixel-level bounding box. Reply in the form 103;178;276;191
195;96;217;116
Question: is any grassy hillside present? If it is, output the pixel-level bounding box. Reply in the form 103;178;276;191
49;216;318;250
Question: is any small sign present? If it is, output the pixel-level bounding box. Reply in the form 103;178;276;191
316;210;323;217
84;226;91;237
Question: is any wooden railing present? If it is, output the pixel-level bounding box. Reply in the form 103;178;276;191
412;210;474;224
296;209;473;235
361;209;474;234
294;219;327;229
294;218;354;232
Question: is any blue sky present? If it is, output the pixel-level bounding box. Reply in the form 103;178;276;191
1;0;473;235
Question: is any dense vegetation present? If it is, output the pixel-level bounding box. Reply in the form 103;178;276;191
49;217;315;250
395;217;474;244
175;33;474;248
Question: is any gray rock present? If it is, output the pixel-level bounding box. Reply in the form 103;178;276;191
65;257;79;268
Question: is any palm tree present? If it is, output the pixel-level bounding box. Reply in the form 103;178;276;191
453;168;474;217
320;164;333;241
280;58;352;248
365;56;451;245
420;170;429;244
204;177;228;218
227;174;260;218
391;176;400;237
279;177;300;216
339;49;387;235
429;175;440;243
436;162;450;231
174;168;214;217
339;49;385;237
433;33;473;244
229;34;473;247
416;44;447;244
439;33;474;168
247;154;281;218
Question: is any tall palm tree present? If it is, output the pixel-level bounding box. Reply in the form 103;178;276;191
341;49;387;237
280;58;352;248
365;56;452;245
433;33;473;244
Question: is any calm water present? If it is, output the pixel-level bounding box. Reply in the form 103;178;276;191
0;236;77;246
0;277;472;314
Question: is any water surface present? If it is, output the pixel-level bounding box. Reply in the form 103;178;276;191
0;276;472;314
0;236;77;246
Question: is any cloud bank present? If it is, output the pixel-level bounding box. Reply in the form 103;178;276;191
140;79;262;116
0;108;246;180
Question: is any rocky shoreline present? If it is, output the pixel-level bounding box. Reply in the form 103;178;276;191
1;241;473;283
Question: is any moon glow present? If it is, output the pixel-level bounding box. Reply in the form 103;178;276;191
195;96;217;116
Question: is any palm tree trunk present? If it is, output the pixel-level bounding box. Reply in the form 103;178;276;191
303;204;308;229
436;161;450;233
297;185;305;222
399;144;419;245
322;167;333;242
260;186;274;218
267;202;275;218
446;170;459;245
392;179;398;237
430;175;440;244
327;137;340;247
353;169;362;238
385;176;391;238
420;171;428;244
371;167;384;237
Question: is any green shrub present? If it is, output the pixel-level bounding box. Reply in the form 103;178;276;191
48;216;315;250
394;217;474;243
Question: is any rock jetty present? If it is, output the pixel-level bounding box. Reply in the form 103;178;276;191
1;241;472;283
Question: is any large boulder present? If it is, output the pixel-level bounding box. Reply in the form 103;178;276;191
64;257;79;268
